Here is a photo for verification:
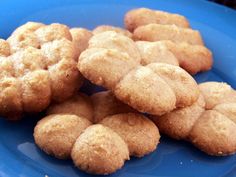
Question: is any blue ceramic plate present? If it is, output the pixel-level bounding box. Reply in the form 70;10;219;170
0;0;236;177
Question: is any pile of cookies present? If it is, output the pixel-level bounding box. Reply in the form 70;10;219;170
0;7;236;175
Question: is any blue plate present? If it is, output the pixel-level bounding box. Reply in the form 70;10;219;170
0;0;236;177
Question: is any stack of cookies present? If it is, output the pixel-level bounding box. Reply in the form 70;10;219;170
0;7;235;175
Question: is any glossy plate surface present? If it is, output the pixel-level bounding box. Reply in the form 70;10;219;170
0;0;236;177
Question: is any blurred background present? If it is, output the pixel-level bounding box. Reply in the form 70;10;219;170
210;0;236;9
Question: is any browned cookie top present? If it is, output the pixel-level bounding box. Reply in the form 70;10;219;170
0;22;83;120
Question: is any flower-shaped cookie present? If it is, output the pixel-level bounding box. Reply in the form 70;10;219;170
78;31;199;116
152;82;236;156
34;91;160;175
0;22;84;120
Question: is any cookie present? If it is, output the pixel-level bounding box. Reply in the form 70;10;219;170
71;124;129;175
34;91;160;174
88;30;141;62
152;82;236;156
100;113;160;157
199;82;236;109
153;94;205;140
78;31;199;115
0;22;83;120
136;41;179;66
136;41;213;74
133;24;204;45
124;8;189;32
34;114;92;159
47;93;94;122
189;110;236;156
93;25;132;38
